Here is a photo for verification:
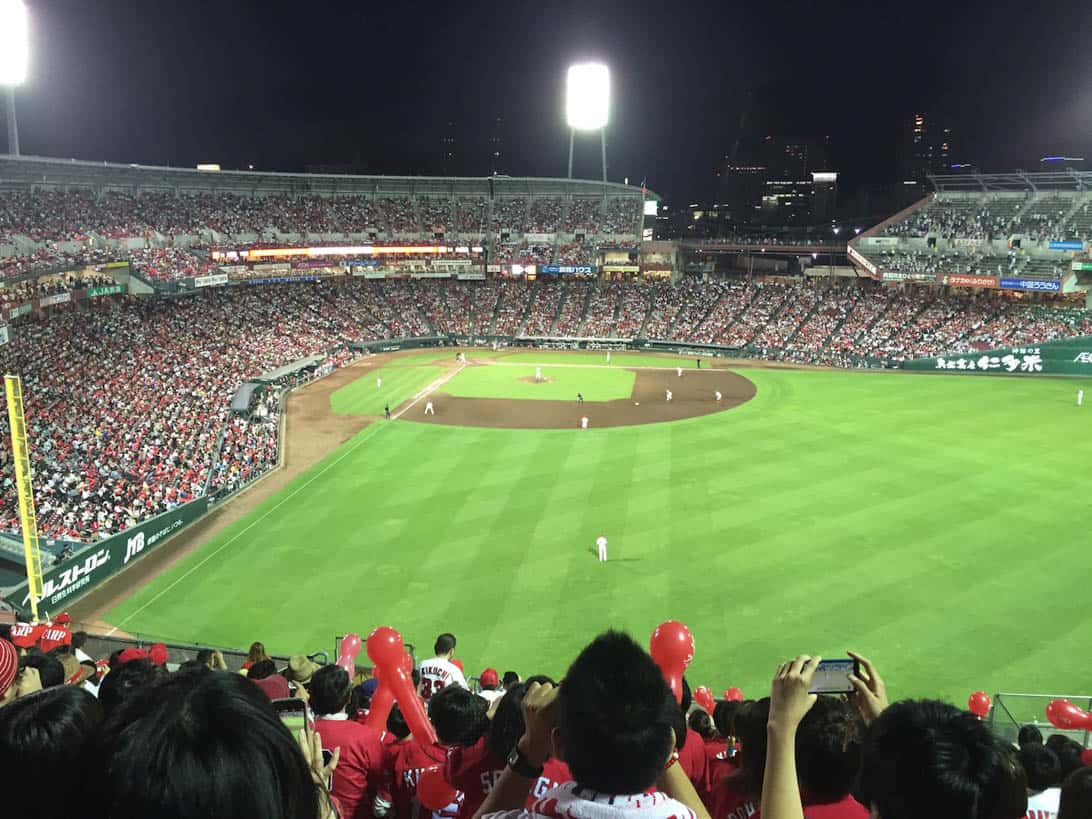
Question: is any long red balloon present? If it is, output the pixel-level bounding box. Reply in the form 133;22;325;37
367;626;437;744
649;620;694;704
1046;699;1092;731
363;665;395;730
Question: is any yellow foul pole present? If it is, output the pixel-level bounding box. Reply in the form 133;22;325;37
4;375;43;622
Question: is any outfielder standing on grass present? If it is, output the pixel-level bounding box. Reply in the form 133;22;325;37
377;376;382;389
385;403;391;420
596;534;608;562
577;393;584;404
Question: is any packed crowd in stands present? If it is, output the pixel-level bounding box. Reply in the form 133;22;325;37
1;275;1089;542
1;623;1089;819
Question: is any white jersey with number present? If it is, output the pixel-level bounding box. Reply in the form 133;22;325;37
417;657;468;700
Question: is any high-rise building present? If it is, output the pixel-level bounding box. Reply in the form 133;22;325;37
898;113;954;182
488;114;504;175
718;135;833;225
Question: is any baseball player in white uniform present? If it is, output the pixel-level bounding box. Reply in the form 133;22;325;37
606;351;611;365
424;401;435;415
665;389;673;402
1080;389;1084;407
677;367;683;377
715;390;722;401
596;534;608;562
581;416;589;430
377;376;382;389
535;367;543;382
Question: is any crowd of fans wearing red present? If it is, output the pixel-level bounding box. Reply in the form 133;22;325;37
2;276;1089;542
1;623;1089;819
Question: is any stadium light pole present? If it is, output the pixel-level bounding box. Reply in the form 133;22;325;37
565;63;610;181
0;0;29;156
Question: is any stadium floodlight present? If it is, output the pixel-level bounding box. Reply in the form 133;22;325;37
565;62;610;181
0;0;29;156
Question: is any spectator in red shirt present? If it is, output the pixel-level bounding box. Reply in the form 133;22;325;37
311;664;388;819
678;679;711;801
708;701;742;792
707;698;768;819
386;703;462;819
445;678;572;819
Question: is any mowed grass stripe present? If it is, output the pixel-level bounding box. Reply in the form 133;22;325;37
107;367;1092;701
330;365;446;415
442;364;635;402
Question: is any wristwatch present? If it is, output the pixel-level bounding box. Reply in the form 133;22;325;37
507;745;544;778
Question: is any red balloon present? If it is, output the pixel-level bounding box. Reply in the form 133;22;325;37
367;627;437;745
723;687;744;702
342;632;362;659
968;691;991;718
694;685;716;714
1081;749;1092;767
364;665;395;730
1046;699;1092;731
417;766;457;811
649;621;695;704
336;654;355;674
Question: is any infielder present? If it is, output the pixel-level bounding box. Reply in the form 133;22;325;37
377;376;382;389
677;367;683;377
581;416;589;430
606;351;611;365
666;389;673;402
596;534;608;562
424;401;435;415
535;366;543;382
1080;389;1085;407
715;391;722;402
577;393;584;404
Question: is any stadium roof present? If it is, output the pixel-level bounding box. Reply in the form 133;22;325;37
0;154;652;198
928;170;1092;193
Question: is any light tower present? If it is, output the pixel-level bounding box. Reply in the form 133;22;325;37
0;0;29;155
565;63;610;181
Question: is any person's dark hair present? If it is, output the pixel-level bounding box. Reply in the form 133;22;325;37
713;699;742;738
485;676;558;759
71;631;88;650
1018;724;1043;747
558;631;677;794
733;698;771;797
1058;767;1092;819
82;669;320;819
429;685;488;746
247;659;277;680
386;703;410;740
1018;743;1062;792
860;700;1027;819
795;695;863;802
434;633;456;656
176;659;208;674
0;686;102;819
502;671;520;689
195;649;214;666
246;641;268;663
411;668;421;687
679;676;692;714
309;665;351;716
98;659;164;715
348;683;371;717
1047;735;1085;778
22;652;65;689
688;709;717;740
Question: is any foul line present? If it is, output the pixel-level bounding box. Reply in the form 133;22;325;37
110;363;465;632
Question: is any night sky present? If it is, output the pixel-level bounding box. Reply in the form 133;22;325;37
8;0;1092;203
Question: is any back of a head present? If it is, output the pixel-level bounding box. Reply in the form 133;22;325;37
22;652;65;689
795;695;863;802
1058;767;1092;819
735;698;772;796
558;630;677;795
247;659;278;680
502;671;520;689
309;664;351;716
688;709;716;741
98;658;164;715
1018;743;1062;792
386;703;410;740
0;686;103;819
1018;724;1043;747
1055;738;1085;779
429;685;488;746
434;633;456;656
713;699;742;739
82;669;318;819
861;699;1026;819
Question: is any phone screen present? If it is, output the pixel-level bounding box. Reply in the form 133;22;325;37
272;698;310;736
808;658;859;694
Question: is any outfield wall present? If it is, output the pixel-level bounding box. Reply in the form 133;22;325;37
901;336;1092;376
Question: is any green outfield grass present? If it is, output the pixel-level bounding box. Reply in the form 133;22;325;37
330;364;446;415
107;365;1092;704
443;364;636;401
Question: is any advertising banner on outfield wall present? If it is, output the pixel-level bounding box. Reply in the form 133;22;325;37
1049;240;1085;252
902;336;1092;376
194;274;229;288
86;285;126;297
10;498;209;612
847;246;878;277
939;274;999;288
881;271;935;282
1000;278;1062;292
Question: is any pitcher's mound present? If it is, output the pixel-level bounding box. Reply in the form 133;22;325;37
517;376;555;385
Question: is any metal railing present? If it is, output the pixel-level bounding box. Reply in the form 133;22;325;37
990;692;1092;747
